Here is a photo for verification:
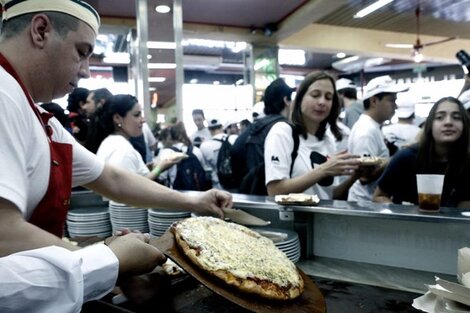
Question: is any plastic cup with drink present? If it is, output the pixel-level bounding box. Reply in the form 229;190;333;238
416;174;444;213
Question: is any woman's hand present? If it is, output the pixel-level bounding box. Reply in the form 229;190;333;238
317;152;361;177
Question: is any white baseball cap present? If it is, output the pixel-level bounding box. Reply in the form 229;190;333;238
459;89;470;110
336;78;356;91
362;75;408;100
395;97;415;118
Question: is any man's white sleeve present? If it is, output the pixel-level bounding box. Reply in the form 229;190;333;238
0;245;118;313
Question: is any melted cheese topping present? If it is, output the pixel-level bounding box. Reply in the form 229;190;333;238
174;216;301;287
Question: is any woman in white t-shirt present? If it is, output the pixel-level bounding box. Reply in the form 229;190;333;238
265;71;361;199
94;95;178;181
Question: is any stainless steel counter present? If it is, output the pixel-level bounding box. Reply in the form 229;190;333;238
71;190;469;286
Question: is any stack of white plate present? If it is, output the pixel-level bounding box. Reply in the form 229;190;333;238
66;207;112;238
148;209;191;237
109;202;149;233
251;227;301;263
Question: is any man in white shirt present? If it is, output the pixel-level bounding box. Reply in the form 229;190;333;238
0;1;231;311
382;97;421;155
347;75;407;202
190;109;212;146
200;118;238;190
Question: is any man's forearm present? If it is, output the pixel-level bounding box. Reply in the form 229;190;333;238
85;165;195;211
0;199;78;256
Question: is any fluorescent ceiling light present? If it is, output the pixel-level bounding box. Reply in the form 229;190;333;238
385;43;413;49
147;41;176;49
103;52;130;64
182;39;247;53
155;5;171;14
148;63;177;69
336;52;346;59
149;77;166;83
354;0;393;18
279;49;306;66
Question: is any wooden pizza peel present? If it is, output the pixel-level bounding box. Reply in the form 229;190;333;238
150;230;326;313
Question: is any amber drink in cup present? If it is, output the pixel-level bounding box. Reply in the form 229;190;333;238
416;174;444;212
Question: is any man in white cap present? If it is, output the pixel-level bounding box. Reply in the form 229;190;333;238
200;118;238;190
336;78;363;129
0;1;231;311
382;97;421;155
347;75;408;202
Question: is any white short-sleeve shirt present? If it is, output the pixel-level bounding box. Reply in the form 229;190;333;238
264;122;338;199
347;114;389;202
0;67;104;219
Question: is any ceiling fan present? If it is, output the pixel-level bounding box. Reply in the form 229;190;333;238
385;0;457;62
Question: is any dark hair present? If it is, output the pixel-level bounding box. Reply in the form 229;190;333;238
90;88;113;105
41;102;70;128
86;94;138;153
263;78;294;115
1;12;79;40
363;92;391;110
192;109;205;119
170;121;192;146
66;87;89;112
291;71;342;141
338;87;357;100
417;96;470;175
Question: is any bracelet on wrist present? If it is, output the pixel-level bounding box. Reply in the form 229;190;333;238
152;165;161;176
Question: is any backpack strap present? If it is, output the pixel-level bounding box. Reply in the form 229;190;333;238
288;123;300;177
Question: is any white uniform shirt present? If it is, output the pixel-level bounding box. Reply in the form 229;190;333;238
382;123;420;150
156;143;206;188
347;114;389;202
265;122;337;199
200;133;238;189
0;245;118;313
0;67;104;219
97;135;150;177
190;127;211;144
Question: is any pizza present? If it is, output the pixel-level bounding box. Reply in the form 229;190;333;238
166;151;188;162
171;216;304;300
275;193;320;205
358;156;381;166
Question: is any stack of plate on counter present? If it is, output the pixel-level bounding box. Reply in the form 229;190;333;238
66;207;112;238
109;202;149;233
251;227;301;263
148;209;191;237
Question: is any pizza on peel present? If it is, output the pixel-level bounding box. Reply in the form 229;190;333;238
171;216;304;300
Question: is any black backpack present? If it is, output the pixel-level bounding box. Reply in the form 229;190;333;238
239;123;300;195
214;136;237;189
171;145;211;191
231;114;287;187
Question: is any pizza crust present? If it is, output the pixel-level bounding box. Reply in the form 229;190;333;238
172;217;304;301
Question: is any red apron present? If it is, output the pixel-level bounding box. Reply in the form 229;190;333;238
0;53;73;237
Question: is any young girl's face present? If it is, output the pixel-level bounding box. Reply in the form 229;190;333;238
432;100;464;145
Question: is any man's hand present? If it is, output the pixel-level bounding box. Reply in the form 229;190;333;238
190;189;232;218
106;232;166;278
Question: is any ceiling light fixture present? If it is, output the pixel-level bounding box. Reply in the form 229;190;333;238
190;79;198;84
336;52;346;59
149;77;166;83
155;5;170;14
413;50;424;63
279;49;306;66
354;0;393;18
103;52;130;64
147;41;176;49
148;63;177;69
